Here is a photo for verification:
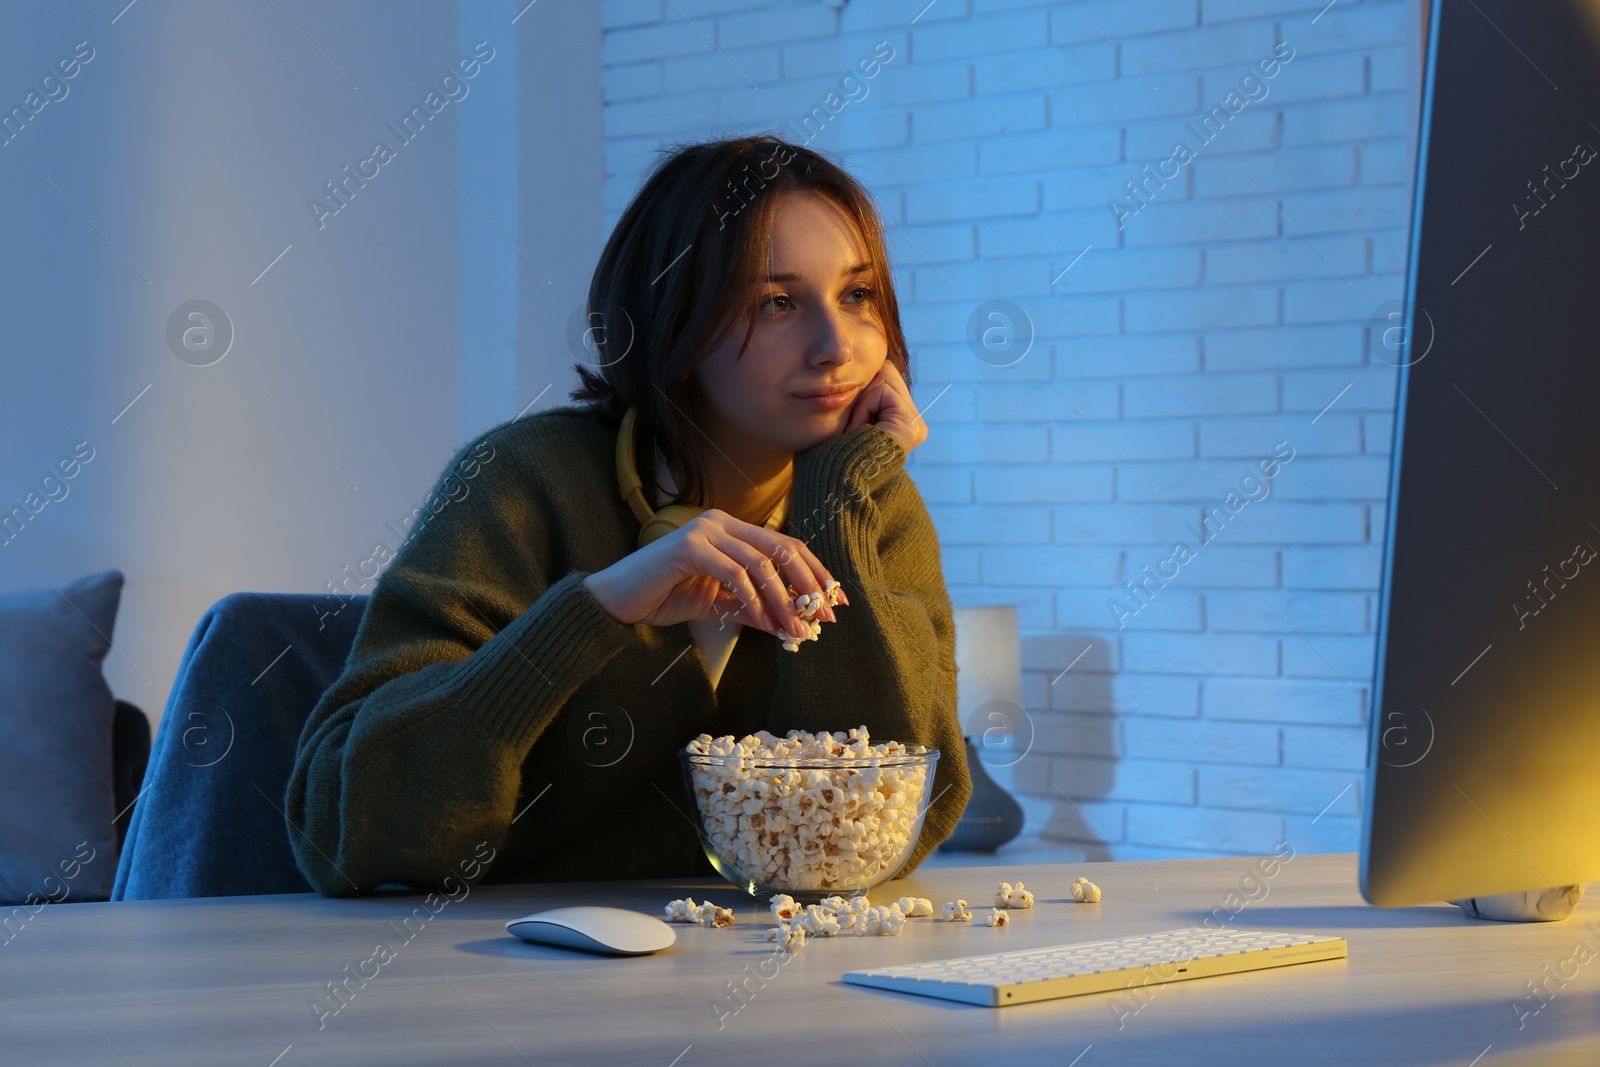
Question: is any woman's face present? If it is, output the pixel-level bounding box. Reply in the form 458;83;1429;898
687;190;889;456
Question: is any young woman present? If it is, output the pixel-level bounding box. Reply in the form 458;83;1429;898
286;134;969;895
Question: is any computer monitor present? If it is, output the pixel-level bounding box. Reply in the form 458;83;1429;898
1360;0;1600;908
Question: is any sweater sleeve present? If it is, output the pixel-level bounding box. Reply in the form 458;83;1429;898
766;423;971;875
285;431;637;896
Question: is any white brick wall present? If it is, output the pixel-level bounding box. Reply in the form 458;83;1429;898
601;0;1421;859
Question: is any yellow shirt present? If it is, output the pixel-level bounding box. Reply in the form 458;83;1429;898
652;450;791;690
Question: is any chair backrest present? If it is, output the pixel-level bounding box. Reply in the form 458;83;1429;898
112;592;367;899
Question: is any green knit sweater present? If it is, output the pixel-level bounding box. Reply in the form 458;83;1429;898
285;403;970;896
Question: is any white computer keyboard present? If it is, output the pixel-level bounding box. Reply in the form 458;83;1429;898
842;927;1347;1008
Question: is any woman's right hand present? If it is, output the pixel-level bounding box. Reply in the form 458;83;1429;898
581;509;848;639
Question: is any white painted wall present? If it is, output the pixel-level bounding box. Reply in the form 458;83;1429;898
0;0;606;731
597;0;1428;859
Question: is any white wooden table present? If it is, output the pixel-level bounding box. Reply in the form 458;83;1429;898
4;854;1596;1065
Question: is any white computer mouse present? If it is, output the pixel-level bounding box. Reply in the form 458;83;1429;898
505;906;677;956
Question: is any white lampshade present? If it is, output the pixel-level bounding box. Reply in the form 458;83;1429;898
953;605;1022;742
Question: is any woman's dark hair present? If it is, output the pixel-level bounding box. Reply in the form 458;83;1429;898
569;133;912;512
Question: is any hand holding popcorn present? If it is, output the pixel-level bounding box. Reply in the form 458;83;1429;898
778;579;845;652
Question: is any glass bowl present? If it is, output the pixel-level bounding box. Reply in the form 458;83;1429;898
680;746;940;903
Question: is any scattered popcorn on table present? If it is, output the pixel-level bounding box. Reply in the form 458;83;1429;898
770;893;800;922
778;580;845;652
665;897;736;925
798;904;842;938
941;899;972;922
1071;876;1102;903
984;908;1010;928
665;897;702;923
896;896;935;918
765;921;807;950
834;895;875;933
854;902;907;936
765;893;912;938
994;881;1035;909
684;727;933;893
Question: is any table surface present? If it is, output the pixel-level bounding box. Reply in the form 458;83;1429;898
4;854;1597;1066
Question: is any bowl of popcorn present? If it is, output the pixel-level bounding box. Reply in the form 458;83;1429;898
681;726;939;904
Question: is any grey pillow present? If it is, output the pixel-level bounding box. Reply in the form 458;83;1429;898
0;569;124;906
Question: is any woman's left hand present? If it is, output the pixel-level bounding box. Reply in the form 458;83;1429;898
844;359;927;455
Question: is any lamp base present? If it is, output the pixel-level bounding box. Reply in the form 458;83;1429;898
939;738;1024;853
